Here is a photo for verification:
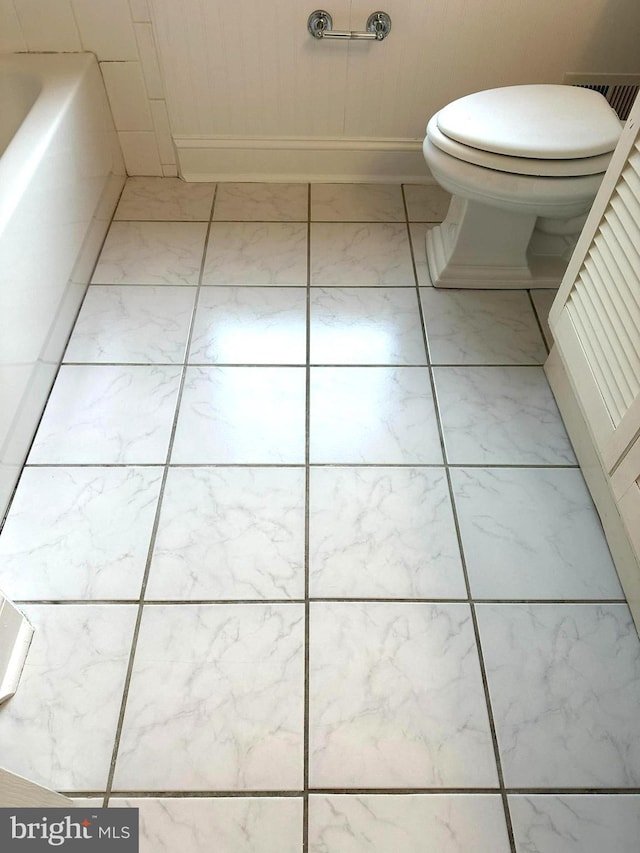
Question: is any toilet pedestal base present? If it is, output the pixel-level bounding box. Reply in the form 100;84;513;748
426;196;570;289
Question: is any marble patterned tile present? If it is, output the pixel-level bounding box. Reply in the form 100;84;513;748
309;467;465;599
28;365;182;464
434;366;577;465
189;287;307;364
309;795;510;853
451;467;622;600
112;798;303;853
311;184;405;222
114;604;305;790
114;177;216;221
509;794;640;853
203;222;307;285
310;367;442;464
476;604;640;787
146;467;305;600
310;223;414;286
213;182;308;221
64;286;196;364
403;184;451;222
421;289;547;364
531;289;558;350
92;222;208;285
171;367;306;463
309;602;498;787
0;604;136;790
310;288;427;365
409;223;434;287
0;467;162;600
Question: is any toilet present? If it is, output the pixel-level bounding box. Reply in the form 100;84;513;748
422;84;622;288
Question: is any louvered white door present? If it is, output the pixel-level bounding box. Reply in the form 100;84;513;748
550;95;640;481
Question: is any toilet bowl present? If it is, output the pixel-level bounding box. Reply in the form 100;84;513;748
422;85;622;288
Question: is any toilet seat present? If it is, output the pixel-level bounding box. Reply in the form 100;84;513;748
427;115;613;177
427;84;621;177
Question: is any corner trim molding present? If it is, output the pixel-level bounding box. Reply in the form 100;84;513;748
0;594;34;706
173;135;432;183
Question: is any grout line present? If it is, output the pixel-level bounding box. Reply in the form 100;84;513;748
15;598;629;607
21;461;581;471
303;181;311;853
66;786;640;798
402;184;422;295
103;185;219;807
57;361;548;369
413;265;518;853
528;288;553;355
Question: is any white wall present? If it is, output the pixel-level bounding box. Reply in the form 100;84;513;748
0;0;174;176
152;0;639;139
148;0;640;180
2;0;639;179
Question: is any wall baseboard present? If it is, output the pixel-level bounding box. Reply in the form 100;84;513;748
174;135;432;183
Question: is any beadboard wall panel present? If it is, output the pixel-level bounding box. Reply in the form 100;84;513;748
150;0;640;180
151;0;348;138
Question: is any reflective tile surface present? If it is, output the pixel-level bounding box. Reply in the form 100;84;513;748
2;180;638;853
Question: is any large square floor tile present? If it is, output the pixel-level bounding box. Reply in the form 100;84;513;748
213;183;308;221
403;184;451;221
114;604;305;790
421;289;547;364
171;367;306;463
434;366;577;465
309;602;498;787
309;467;465;598
310;288;427;365
310;184;405;222
203;222;307;285
508;794;640;853
64;286;196;364
309;795;510;852
113;797;303;853
476;604;640;787
189;287;307;364
0;467;162;600
92;222;208;285
451;467;622;600
28;365;182;464
114;177;216;221
146;467;305;600
310;223;414;286
310;367;442;464
0;604;136;790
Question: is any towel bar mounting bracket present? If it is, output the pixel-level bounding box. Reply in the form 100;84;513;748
307;10;392;41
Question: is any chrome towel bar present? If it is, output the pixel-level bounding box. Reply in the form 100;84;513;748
307;10;392;41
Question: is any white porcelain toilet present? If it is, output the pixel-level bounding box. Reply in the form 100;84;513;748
422;84;622;288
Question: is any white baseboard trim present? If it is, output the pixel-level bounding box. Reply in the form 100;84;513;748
0;594;34;706
174;135;432;183
0;769;72;808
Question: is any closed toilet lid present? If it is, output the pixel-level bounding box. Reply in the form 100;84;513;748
436;84;621;160
426;115;614;176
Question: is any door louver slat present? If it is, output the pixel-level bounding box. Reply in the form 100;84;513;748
566;142;640;426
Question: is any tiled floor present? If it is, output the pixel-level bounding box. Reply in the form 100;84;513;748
1;178;640;852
